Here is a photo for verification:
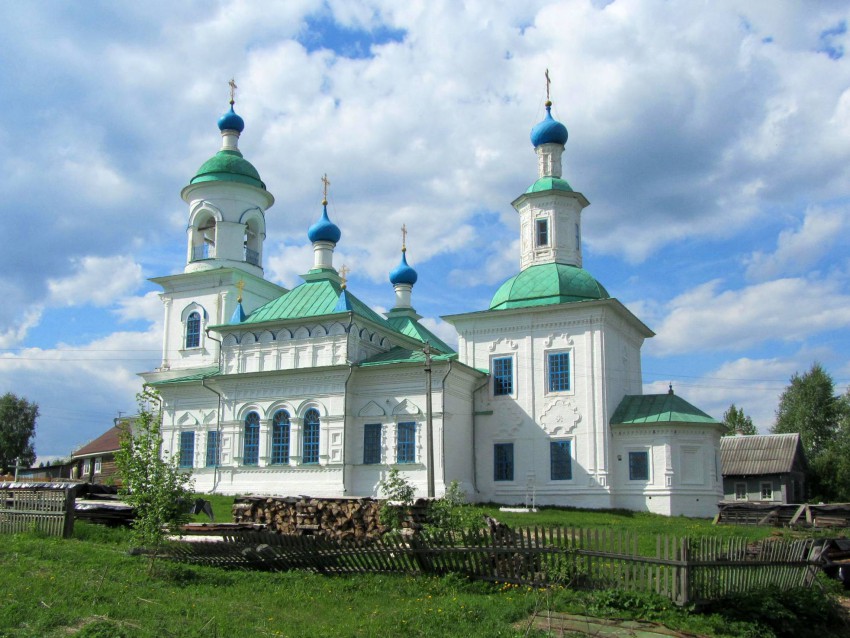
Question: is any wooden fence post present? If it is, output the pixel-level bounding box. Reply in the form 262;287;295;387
679;538;690;606
62;488;75;539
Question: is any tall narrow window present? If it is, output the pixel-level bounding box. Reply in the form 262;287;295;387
303;409;320;464
548;352;571;392
243;412;260;466
536;218;549;247
628;451;649;481
397;422;416;464
179;431;195;469
206;431;219;467
186;312;201;349
550;440;572;480
575;222;580;251
271;410;291;465
363;423;382;464
493;357;513;396
494;443;514;481
735;483;747;501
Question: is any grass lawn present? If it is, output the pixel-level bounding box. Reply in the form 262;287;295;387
2;500;844;637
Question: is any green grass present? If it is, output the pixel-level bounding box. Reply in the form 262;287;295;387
2;518;848;638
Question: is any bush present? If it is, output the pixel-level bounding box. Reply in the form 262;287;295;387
427;481;481;534
378;468;415;532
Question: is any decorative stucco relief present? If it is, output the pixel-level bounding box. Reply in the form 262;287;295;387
539;398;581;435
488;337;519;352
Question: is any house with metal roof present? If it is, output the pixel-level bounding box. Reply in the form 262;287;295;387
140;89;723;517
720;433;806;504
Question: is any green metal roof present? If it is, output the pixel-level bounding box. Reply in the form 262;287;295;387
151;366;220;385
490;263;609;310
386;315;454;354
233;277;390;328
359;346;456;367
611;393;719;425
190;150;266;190
526;176;573;193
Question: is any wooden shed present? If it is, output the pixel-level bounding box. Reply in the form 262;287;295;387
69;424;125;485
720;433;806;504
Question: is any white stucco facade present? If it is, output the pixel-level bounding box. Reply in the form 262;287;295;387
142;97;723;517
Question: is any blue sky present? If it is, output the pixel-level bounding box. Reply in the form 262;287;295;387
1;0;849;459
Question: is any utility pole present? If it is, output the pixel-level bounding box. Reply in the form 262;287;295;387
424;343;435;498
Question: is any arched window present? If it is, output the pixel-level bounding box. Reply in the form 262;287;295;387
243;412;260;466
186;312;201;349
271;410;291;465
302;408;320;465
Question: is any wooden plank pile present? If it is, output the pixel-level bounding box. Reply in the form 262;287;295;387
232;495;430;540
716;502;850;528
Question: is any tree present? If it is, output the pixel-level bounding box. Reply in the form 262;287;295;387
115;386;194;572
721;404;757;436
0;392;38;473
772;363;840;460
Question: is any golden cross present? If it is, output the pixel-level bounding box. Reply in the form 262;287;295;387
321;173;330;203
235;279;245;301
545;69;551;103
229;78;238;105
401;224;407;251
339;264;350;288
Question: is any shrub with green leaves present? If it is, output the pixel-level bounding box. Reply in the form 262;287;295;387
378;468;415;532
427;480;481;535
115;385;194;572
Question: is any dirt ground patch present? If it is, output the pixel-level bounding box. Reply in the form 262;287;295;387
517;612;709;638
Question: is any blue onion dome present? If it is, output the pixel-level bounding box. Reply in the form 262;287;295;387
530;101;568;147
218;103;245;133
307;202;342;243
389;250;418;285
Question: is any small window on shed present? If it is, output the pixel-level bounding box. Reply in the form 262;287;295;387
760;482;773;501
735;483;747;500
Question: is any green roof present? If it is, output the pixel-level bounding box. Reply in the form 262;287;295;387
359;347;456;367
526;176;573;193
232;277;390;328
151;366;220;385
490;263;609;310
190;150;266;190
611;393;719;425
386;315;454;354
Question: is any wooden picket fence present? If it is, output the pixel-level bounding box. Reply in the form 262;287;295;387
0;484;76;538
163;526;818;605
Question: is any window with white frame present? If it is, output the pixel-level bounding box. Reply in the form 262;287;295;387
363;423;382;464
179;431;195;469
206;430;220;467
83;459;91;476
760;482;773;501
397;422;416;464
492;356;514;396
271;410;291;465
535;218;549;247
735;483;747;500
547;351;571;393
185;311;201;349
628;451;649;481
94;457;102;474
303;409;321;464
243;412;260;466
494;443;514;481
550;440;572;480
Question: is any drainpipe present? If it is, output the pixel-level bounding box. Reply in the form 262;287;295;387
438;357;454;492
204;328;224;494
470;376;490;494
341;311;355;494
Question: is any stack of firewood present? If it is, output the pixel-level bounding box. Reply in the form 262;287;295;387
232;495;430;540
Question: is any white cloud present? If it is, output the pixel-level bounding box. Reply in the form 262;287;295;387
649;277;850;356
47;256;144;307
744;206;849;280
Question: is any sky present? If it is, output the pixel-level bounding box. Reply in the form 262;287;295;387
1;0;849;460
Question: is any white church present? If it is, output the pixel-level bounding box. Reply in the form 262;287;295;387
142;88;724;518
